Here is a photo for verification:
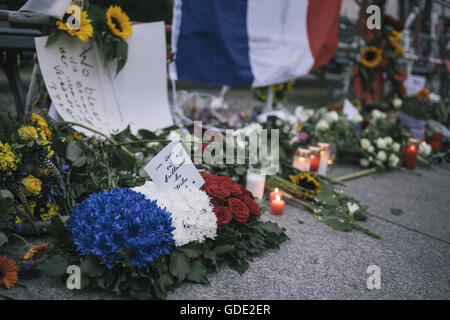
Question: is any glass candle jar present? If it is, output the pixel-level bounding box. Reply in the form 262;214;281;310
402;138;420;169
245;168;266;200
318;142;330;175
292;148;311;172
308;146;321;173
431;132;443;152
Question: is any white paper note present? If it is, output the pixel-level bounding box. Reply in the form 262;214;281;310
404;74;426;96
35;22;173;137
343;99;359;121
144;141;205;191
20;0;72;19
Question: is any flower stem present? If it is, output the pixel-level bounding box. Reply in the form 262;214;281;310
0;292;15;300
335;167;379;182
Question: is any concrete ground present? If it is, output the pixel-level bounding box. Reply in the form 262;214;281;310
1;71;449;300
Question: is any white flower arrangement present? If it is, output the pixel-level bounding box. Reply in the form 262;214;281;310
325;111;339;124
316;119;330;131
370;109;387;121
359;136;401;169
392;98;403;109
133;181;217;247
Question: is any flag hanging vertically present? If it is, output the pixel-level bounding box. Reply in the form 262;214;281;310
170;0;342;87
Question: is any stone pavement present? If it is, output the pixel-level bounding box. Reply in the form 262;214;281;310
1;164;449;300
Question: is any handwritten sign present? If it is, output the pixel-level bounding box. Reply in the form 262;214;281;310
35;22;173;137
20;0;72;19
343;99;359;121
144;141;205;191
404;74;426;96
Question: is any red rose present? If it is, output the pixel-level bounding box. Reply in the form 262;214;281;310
211;198;226;208
228;198;249;223
243;196;261;219
241;186;254;199
223;182;243;197
214;206;233;228
206;185;231;199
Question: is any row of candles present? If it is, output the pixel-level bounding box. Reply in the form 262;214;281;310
291;143;331;174
246;132;444;216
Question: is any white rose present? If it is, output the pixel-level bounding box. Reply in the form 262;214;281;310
392;142;400;153
419;142;432;157
384;137;393;145
376;150;387;162
392;98;403;109
369;156;374;162
316;119;329;131
376;138;387;149
360;138;371;150
360;158;370;168
275;119;283;127
371;109;386;120
325;111;339;124
389;154;399;167
429;93;441;103
282;125;290;134
367;145;375;154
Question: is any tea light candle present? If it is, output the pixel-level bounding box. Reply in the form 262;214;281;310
292;148;311;172
431;132;443;152
270;188;283;202
270;194;285;215
403;138;419;169
309;146;321;173
245;169;266;200
318;142;330;175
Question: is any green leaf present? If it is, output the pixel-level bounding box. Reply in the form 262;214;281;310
187;260;208;284
169;252;189;284
0;231;8;249
391;208;404;216
213;244;235;255
115;41;128;75
325;218;353;232
80;256;106;278
258;222;285;236
66;142;86;167
112;272;127;295
177;243;203;258
37;255;68;276
157;272;174;293
229;259;249;274
45;31;61;47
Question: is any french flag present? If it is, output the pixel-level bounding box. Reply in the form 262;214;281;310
170;0;342;88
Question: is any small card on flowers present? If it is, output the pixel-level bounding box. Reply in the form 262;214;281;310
144;141;204;191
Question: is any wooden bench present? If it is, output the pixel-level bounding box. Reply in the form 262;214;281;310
0;0;42;116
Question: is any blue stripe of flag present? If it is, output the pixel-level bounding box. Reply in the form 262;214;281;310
175;0;254;87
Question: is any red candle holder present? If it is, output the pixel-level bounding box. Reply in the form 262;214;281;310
431;132;443;152
309;146;321;172
402;138;419;169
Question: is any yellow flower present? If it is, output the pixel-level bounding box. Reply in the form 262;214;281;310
360;46;383;69
388;30;402;46
392;44;405;58
47;202;59;218
0;141;20;174
15;216;24;225
106;5;133;40
31;113;52;141
56;4;93;43
67;131;82;144
18;126;38;141
289;173;323;199
21;175;42;197
414;88;430;101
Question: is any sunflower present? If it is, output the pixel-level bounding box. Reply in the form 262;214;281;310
360;46;384;69
0;256;19;289
56;4;93;43
23;243;49;261
106;6;133;40
289;173;323;199
388;30;402;46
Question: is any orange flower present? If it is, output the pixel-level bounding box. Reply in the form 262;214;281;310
23;243;49;261
0;256;19;289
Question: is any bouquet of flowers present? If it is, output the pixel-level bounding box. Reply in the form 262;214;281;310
358;136;401;169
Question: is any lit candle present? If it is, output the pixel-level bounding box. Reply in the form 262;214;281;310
270;188;283;202
402;138;419;169
292;148;311;172
318;142;330;175
431;132;443;152
308;146;321;173
245;169;266;200
270;194;285;215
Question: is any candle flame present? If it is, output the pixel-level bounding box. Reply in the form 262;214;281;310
276;194;281;201
328;159;333;165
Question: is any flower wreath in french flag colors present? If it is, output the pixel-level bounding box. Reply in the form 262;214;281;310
200;173;261;228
